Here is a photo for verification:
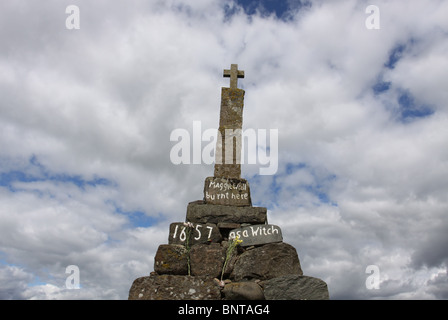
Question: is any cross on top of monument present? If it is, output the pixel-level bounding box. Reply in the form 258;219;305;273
223;64;244;89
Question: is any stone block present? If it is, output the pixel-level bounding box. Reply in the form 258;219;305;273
218;87;245;128
186;201;267;225
168;222;222;245
231;242;303;281
213;88;245;179
229;224;283;246
154;244;188;275
189;243;225;278
128;274;222;300
261;275;330;300
223;281;265;300
204;177;251;206
217;222;241;230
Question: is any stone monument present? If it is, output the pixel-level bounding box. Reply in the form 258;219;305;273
128;64;330;300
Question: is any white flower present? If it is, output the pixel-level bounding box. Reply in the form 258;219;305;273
183;222;194;228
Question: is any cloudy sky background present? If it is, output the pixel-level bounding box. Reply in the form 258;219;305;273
1;0;448;299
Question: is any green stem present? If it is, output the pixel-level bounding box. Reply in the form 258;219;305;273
185;226;192;276
220;239;237;282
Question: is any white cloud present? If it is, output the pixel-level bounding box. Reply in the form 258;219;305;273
0;0;447;299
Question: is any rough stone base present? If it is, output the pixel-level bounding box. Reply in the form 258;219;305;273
154;244;188;275
186;201;267;225
261;275;330;300
128;274;222;300
222;281;265;300
231;243;303;281
190;243;225;278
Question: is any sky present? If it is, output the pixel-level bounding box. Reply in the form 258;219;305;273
1;0;448;300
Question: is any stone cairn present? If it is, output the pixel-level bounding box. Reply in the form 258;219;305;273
128;64;329;300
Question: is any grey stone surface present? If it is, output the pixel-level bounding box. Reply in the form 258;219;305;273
223;281;265;300
204;176;251;206
154;244;188;275
189;243;225;278
217;88;245;129
229;224;282;247
231;243;303;281
186;201;267;225
128;274;222;300
168;222;222;245
214;87;245;179
261;275;330;300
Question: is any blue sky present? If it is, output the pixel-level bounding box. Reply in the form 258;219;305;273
0;154;159;230
0;156;114;192
235;0;294;17
1;0;448;299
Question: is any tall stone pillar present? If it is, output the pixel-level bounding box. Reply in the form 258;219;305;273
213;87;245;179
203;64;252;207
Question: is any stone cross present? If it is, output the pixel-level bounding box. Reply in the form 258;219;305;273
223;64;245;89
